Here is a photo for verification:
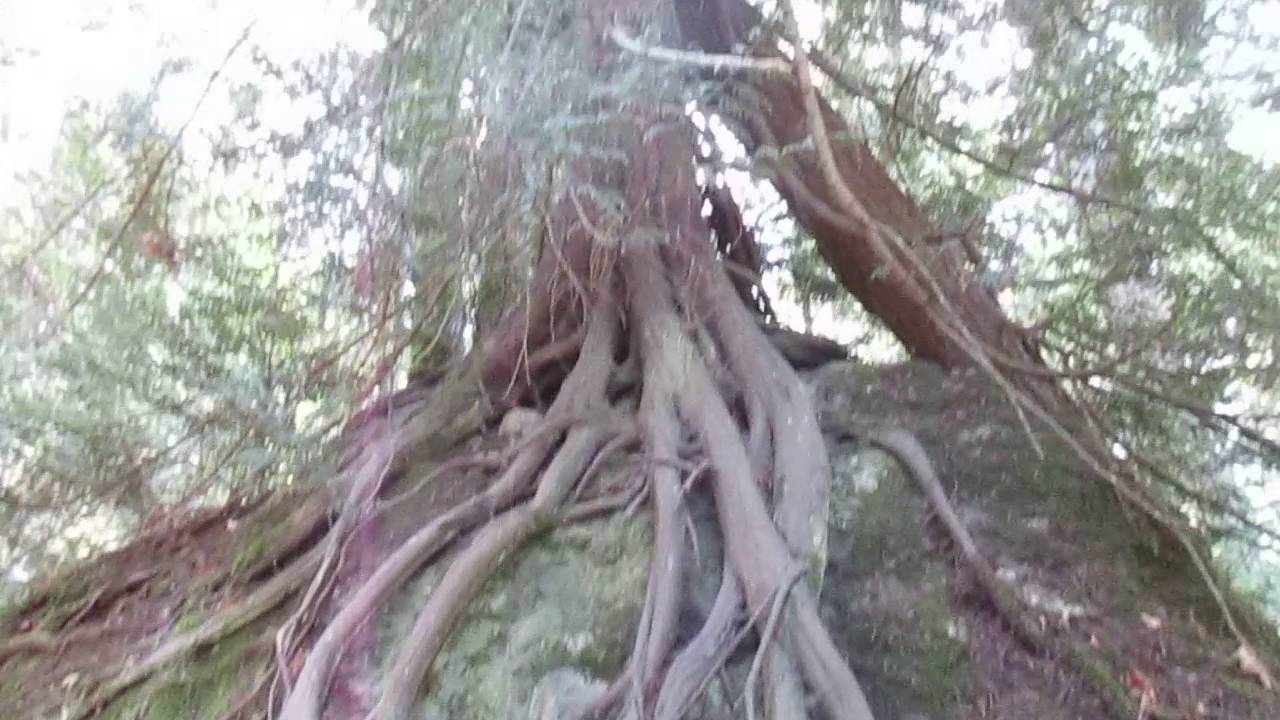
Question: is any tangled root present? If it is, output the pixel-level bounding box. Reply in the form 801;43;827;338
259;220;884;720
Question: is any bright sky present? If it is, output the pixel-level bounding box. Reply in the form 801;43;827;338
0;0;381;202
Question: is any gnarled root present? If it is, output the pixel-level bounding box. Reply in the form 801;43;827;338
619;238;874;720
279;214;878;720
867;427;1139;720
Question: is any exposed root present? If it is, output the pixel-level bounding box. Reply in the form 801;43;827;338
675;235;833;579
285;466;590;712
367;424;617;720
0;629;56;665
274;391;431;696
626;246;691;713
652;566;741;720
336;299;621;720
867;427;1139;720
867;429;1042;648
277;463;511;720
626;237;875;720
70;544;323;720
744;562;806;720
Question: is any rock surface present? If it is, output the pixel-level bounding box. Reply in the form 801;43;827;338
3;361;1277;719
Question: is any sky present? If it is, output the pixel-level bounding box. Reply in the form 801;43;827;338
0;0;383;201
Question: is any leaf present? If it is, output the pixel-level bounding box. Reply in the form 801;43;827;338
1234;643;1274;690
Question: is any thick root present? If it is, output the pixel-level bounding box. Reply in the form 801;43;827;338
627;238;875;720
274;228;879;720
360;300;622;720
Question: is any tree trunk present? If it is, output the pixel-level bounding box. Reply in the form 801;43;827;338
2;3;1277;720
678;0;1038;372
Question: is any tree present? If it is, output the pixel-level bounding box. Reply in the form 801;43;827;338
3;0;1279;718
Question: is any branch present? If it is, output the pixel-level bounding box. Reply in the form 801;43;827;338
36;23;257;336
805;49;1144;214
608;26;791;74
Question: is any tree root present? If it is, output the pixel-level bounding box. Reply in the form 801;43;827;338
280;424;602;719
362;300;620;720
625;237;875;720
0;630;56;666
367;424;616;720
867;429;1042;648
269;122;890;720
70;544;323;720
277;300;625;720
744;562;806;720
274;391;432;697
674;232;833;582
626;256;691;713
866;427;1139;720
652;566;742;720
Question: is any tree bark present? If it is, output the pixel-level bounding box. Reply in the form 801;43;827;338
678;0;1037;370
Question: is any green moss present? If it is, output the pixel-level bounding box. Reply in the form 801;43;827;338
230;532;275;574
373;504;652;719
171;608;205;634
96;618;269;720
826;447;975;719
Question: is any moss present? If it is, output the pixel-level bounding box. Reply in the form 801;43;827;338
95;618;269;720
230;532;275;574
825;447;975;719
373;503;653;719
170;608;205;634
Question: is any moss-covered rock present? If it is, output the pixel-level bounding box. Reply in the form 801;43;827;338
376;508;652;718
823;444;975;719
5;360;1278;720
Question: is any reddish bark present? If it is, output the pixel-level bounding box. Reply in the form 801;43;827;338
706;185;774;319
679;0;1036;370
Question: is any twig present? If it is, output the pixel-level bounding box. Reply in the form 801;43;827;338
608;26;791;74
744;561;806;720
47;23;256;333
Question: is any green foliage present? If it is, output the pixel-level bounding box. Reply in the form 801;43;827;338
1;0;1278;613
804;0;1280;597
